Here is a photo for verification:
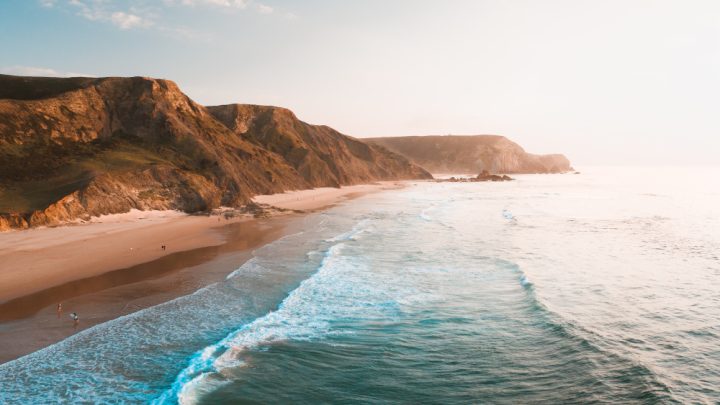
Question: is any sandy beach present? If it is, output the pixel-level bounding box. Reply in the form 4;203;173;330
0;211;233;303
252;183;399;211
0;182;405;363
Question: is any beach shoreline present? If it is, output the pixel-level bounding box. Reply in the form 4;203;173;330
0;182;406;364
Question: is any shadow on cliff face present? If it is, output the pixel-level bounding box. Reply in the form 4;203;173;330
0;74;96;100
0;173;95;214
0;133;163;214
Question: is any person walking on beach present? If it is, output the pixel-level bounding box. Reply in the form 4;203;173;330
56;303;62;318
70;312;79;329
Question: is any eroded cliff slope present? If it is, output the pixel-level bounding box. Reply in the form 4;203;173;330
0;74;429;230
207;104;430;187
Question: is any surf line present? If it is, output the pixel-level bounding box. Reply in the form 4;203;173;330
154;221;370;404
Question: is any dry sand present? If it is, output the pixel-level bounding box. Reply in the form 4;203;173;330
0;182;403;363
0;210;234;302
252;182;403;211
0;216;299;363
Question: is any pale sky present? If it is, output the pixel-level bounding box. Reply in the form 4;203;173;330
2;0;719;166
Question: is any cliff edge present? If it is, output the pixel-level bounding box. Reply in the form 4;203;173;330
0;74;430;230
207;104;430;187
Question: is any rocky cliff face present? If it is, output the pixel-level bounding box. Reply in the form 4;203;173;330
0;74;429;230
365;135;572;174
207;104;431;187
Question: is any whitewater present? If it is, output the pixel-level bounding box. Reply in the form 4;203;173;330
1;167;718;404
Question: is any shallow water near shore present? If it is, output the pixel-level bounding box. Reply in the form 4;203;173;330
1;167;719;404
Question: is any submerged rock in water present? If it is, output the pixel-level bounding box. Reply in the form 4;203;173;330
436;170;514;183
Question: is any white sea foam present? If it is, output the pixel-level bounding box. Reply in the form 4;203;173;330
159;219;387;404
225;258;263;280
6;168;719;404
324;219;368;242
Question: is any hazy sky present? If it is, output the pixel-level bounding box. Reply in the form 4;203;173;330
2;0;719;166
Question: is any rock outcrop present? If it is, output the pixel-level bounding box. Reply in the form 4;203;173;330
0;74;430;230
437;171;514;183
365;135;572;174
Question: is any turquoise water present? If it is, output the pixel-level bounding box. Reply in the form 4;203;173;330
1;167;719;403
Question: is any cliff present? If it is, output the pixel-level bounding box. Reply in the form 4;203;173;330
365;135;572;174
0;74;430;230
207;104;430;187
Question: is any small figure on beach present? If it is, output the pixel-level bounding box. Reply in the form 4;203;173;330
70;312;79;329
161;245;166;251
56;303;62;318
502;209;517;223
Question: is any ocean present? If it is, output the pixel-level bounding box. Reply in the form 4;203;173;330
1;167;718;404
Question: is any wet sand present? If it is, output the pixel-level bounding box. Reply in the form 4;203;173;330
0;211;233;302
0;182;405;363
0;215;302;363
